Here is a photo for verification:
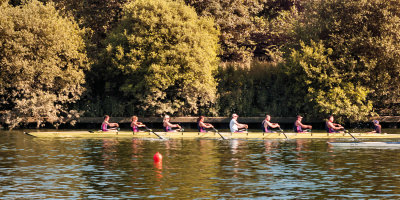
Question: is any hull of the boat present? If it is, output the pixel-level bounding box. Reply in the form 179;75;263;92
24;131;400;139
328;142;400;147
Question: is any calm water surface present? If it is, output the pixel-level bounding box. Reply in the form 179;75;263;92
2;130;400;199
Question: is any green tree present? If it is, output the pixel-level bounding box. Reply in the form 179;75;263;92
216;62;285;117
98;0;219;116
252;1;301;63
283;41;372;121
44;0;128;57
186;0;302;63
7;0;127;48
0;0;89;129
293;0;400;116
185;0;263;63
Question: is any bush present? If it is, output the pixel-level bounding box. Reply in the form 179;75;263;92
0;0;89;128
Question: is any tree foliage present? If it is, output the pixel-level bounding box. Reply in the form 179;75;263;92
185;0;300;63
283;41;372;122
98;0;220;116
2;0;400;127
46;0;128;55
290;0;400;118
216;62;286;117
0;0;89;128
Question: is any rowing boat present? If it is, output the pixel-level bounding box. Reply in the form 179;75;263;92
328;142;400;147
24;131;400;139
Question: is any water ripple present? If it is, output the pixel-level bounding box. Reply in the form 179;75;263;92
1;132;400;198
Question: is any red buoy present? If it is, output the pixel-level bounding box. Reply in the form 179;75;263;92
153;152;162;163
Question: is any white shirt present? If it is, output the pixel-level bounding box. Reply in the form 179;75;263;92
230;118;238;133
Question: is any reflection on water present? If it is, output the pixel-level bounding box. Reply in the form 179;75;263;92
1;130;400;198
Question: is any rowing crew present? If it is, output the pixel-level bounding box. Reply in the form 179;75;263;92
101;114;381;134
325;115;381;134
101;115;216;133
132;115;183;132
230;114;312;134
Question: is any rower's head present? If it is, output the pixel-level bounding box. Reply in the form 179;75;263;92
373;120;379;125
198;116;205;122
328;115;334;122
297;115;303;121
164;115;170;122
265;115;271;121
232;113;238;119
104;115;110;121
131;116;138;122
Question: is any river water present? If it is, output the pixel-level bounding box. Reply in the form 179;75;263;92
1;130;400;199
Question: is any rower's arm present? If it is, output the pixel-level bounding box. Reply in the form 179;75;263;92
265;121;279;128
333;123;342;127
297;121;304;127
200;121;212;128
165;121;176;127
327;122;335;129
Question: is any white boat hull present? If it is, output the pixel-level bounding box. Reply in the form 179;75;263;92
328;142;400;147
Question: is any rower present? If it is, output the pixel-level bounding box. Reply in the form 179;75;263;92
101;115;119;131
325;115;344;133
163;115;181;132
262;115;280;133
131;116;147;133
230;114;248;133
197;116;214;132
293;115;312;133
368;120;382;133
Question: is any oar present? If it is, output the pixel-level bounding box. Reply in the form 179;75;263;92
145;126;166;140
278;127;288;139
344;129;358;141
212;127;227;140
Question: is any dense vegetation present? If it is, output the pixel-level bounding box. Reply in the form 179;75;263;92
91;0;219;116
0;1;89;128
1;0;400;128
